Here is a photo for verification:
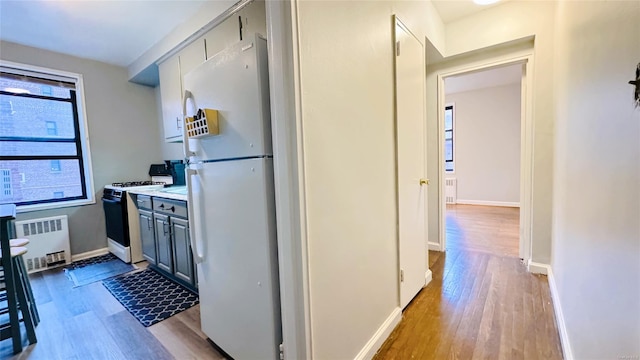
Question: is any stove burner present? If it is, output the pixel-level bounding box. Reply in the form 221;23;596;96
111;181;166;188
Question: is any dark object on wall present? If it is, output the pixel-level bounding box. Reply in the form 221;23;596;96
630;63;639;108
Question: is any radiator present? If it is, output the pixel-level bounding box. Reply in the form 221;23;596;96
445;178;457;204
15;215;71;273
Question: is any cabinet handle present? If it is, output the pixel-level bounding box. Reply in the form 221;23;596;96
170;206;175;212
159;204;165;209
147;217;152;230
163;221;170;236
176;116;182;131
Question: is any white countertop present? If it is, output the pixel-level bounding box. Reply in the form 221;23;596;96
127;186;188;202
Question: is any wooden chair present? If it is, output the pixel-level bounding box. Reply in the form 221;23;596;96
8;238;39;325
0;205;37;354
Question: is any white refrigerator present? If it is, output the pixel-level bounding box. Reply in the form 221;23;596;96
182;34;282;359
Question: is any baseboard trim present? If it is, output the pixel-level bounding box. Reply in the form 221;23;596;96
425;269;433;286
354;307;402;360
547;267;574;360
527;260;549;275
428;241;442;251
455;199;520;208
71;247;109;262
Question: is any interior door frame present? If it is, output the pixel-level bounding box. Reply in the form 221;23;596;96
265;0;312;359
393;15;430;309
436;51;535;264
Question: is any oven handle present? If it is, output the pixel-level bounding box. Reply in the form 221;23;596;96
101;197;121;204
187;167;205;263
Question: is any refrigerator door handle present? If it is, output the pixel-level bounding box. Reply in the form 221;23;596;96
182;89;196;159
187;167;206;263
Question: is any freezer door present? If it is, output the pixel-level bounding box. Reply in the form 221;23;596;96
183;35;272;161
195;157;281;359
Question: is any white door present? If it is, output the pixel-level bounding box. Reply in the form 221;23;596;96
394;17;428;309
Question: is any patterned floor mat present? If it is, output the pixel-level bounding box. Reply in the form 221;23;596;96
64;253;136;287
102;269;199;327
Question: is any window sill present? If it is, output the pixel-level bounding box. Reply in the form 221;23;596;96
15;198;96;213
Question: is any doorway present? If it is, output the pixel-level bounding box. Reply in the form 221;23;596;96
443;64;522;257
437;55;534;262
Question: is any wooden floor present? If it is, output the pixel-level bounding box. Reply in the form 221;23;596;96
446;204;520;257
374;205;563;360
0;264;224;360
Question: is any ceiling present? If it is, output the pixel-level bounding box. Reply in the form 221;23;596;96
0;0;507;69
431;0;509;23
0;0;207;67
445;63;522;94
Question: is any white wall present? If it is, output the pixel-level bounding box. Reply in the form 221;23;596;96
445;83;521;205
0;40;162;255
294;1;444;358
552;1;640;358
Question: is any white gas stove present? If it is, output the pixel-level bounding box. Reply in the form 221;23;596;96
102;181;166;263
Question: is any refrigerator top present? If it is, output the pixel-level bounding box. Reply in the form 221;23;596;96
183;34;272;162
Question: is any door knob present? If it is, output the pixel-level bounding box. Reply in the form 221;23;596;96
420;178;430;186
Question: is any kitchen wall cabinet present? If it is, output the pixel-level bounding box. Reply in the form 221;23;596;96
158;55;182;142
179;40;206;81
204;0;266;60
158;40;205;142
157;1;265;143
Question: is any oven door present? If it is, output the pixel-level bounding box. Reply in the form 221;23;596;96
102;197;130;247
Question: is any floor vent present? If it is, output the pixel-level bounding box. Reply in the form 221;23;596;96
445;178;457;204
15;215;71;273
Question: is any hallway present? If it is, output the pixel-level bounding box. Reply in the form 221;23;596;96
374;206;562;359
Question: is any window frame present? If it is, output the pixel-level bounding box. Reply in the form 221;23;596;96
0;60;95;212
444;103;455;173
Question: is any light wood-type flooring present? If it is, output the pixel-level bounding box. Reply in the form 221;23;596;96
0;264;224;359
374;205;563;359
3;205;561;359
446;204;520;257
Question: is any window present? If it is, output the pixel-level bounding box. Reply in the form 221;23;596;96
45;121;57;135
50;160;61;172
1;169;12;198
0;61;94;211
445;104;454;172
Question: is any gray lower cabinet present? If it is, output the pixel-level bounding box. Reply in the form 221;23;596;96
139;209;156;265
170;217;193;284
150;198;196;290
154;213;174;274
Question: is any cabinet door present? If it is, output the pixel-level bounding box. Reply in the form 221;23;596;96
153;213;173;274
179;39;206;80
204;14;241;60
171;217;194;286
238;0;266;40
139;209;156;265
158;55;183;142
